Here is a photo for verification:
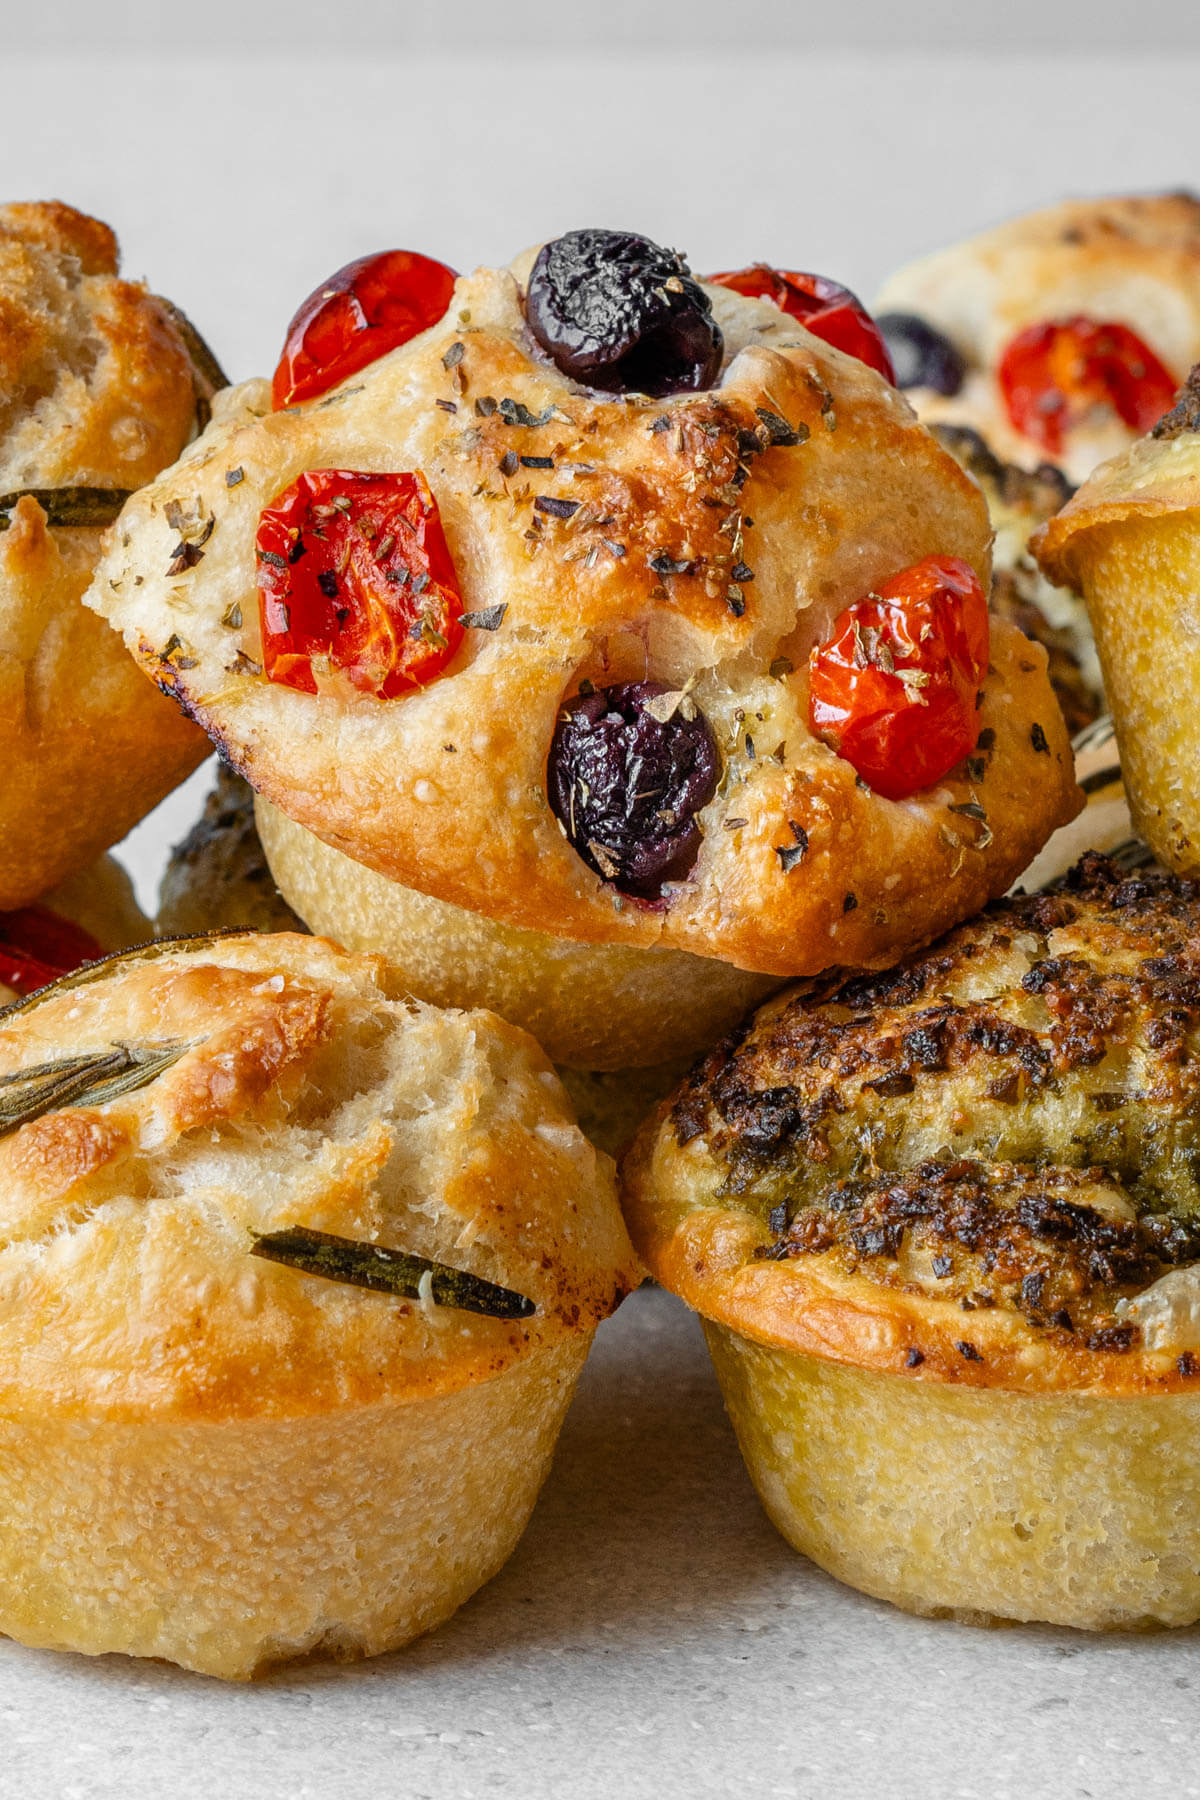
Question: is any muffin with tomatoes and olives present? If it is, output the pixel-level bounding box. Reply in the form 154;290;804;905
1034;364;1200;879
87;228;1079;1071
622;853;1200;1630
0;929;636;1679
875;194;1200;738
874;192;1200;489
0;200;220;909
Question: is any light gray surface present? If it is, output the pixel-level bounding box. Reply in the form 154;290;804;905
11;0;1200;52
2;1286;1198;1800
4;36;1200;1798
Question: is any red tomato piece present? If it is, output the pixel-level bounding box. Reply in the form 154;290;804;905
0;905;103;997
708;264;896;383
997;316;1177;457
256;469;464;701
808;556;989;801
272;250;458;409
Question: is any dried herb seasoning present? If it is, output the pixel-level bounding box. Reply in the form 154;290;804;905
498;397;555;429
533;495;580;520
459;603;507;631
755;406;808;448
250;1224;536;1319
0;487;132;530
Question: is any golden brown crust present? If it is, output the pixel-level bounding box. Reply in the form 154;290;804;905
875;193;1200;485
88;262;1077;977
0;200;205;490
0;202;216;906
704;1322;1200;1631
0;495;209;906
0;932;638;1421
1031;397;1200;878
621;854;1200;1394
1033;404;1200;583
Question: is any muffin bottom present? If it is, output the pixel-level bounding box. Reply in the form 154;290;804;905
257;798;778;1070
705;1323;1200;1631
1076;515;1200;875
0;1335;588;1680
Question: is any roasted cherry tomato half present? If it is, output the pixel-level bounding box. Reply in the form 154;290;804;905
997;316;1177;457
0;905;103;998
271;250;458;409
808;555;989;801
256;470;464;700
708;264;896;383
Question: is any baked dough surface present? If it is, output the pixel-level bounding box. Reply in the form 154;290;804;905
875;193;1200;485
0;932;637;1417
0;932;638;1676
88;261;1077;978
1035;381;1200;874
0;202;212;907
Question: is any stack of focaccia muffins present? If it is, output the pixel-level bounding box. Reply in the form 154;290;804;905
4;192;1200;1677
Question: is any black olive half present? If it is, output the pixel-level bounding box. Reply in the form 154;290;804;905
548;681;720;900
525;230;723;398
876;312;967;397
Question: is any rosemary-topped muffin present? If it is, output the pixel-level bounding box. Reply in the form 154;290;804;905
0;200;219;907
622;854;1200;1628
0;931;636;1679
86;228;1077;1067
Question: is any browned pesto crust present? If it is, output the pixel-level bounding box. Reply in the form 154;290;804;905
622;854;1200;1391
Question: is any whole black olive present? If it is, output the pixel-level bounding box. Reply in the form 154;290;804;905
548;681;720;901
525;230;723;397
876;312;967;397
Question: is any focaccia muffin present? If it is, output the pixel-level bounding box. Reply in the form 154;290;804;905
623;855;1200;1629
159;769;685;1153
0;201;216;907
0;852;152;1005
875;193;1200;487
157;765;304;938
930;425;1101;733
0;932;636;1678
1034;366;1200;875
87;231;1077;1066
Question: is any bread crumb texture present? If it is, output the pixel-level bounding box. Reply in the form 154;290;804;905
0;202;213;906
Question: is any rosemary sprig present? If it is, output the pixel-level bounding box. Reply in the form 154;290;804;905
250;1225;536;1320
0;1041;188;1139
156;296;230;432
0;487;132;531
